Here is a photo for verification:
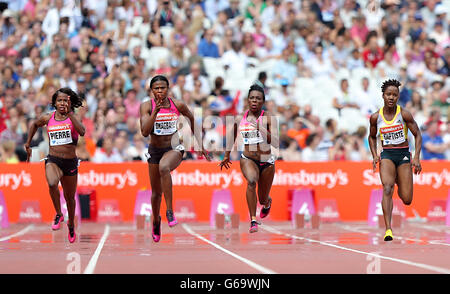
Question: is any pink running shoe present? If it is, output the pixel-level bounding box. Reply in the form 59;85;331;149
166;210;178;227
152;216;161;242
249;220;259;233
68;225;76;243
260;197;272;219
52;214;64;230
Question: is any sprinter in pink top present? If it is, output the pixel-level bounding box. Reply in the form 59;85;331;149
219;84;279;233
140;75;211;242
24;88;85;243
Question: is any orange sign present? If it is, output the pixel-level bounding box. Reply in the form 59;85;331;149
0;161;448;223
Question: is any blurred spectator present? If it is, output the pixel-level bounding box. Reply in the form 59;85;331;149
76;136;91;162
362;31;384;69
184;61;210;96
224;0;241;20
272;48;297;87
198;28;220;58
123;88;140;118
92;136;124;163
222;40;249;75
302;133;326;162
422;120;447;160
332;78;359;114
287;116;314;150
0;140;19;163
154;0;175;27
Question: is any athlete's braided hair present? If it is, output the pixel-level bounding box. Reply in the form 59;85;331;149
248;84;265;101
51;87;84;111
381;79;401;94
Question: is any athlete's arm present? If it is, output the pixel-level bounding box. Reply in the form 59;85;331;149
68;111;86;136
140;101;160;137
402;108;422;174
219;115;241;170
24;113;52;162
368;112;379;172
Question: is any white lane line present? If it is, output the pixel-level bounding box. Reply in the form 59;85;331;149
409;223;450;233
261;224;450;274
0;225;34;242
182;224;277;274
83;224;110;274
337;224;450;247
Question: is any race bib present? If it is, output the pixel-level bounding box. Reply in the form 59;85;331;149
48;124;73;146
154;113;178;135
380;124;406;145
240;129;264;145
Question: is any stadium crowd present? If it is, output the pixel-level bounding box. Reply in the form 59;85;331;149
0;0;449;164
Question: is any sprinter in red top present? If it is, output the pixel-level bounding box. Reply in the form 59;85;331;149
24;88;85;243
140;75;210;242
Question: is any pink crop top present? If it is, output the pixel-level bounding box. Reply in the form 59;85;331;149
47;111;79;146
151;98;180;135
239;110;265;145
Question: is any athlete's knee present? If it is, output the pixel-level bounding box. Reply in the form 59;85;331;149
159;164;171;175
151;191;162;199
48;181;59;190
382;184;395;196
247;179;257;189
402;196;412;206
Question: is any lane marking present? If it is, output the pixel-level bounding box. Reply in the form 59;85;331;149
182;224;277;274
0;225;34;242
409;223;450;233
337;224;450;247
261;224;450;274
83;224;110;274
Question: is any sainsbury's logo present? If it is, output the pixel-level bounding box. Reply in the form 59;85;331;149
0;171;32;190
77;170;138;189
274;169;349;188
172;169;243;188
363;169;450;189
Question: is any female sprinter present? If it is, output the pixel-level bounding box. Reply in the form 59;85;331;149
140;75;210;242
24;88;85;243
368;79;422;241
219;84;278;233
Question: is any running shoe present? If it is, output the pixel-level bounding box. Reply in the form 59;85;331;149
166;210;178;227
152;216;161;242
249;220;259;233
52;214;64;230
384;229;393;241
68;225;76;243
260;197;272;219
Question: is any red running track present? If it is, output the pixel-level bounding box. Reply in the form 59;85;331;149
0;220;450;274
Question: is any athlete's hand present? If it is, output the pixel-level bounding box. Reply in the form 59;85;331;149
24;142;31;162
412;158;422;174
219;156;232;170
372;156;380;172
199;149;212;161
153;99;163;114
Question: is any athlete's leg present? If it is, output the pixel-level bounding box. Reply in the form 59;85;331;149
257;164;275;207
379;159;397;232
45;162;63;216
148;163;163;224
240;157;260;221
396;163;413;206
60;174;78;228
158;150;183;212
